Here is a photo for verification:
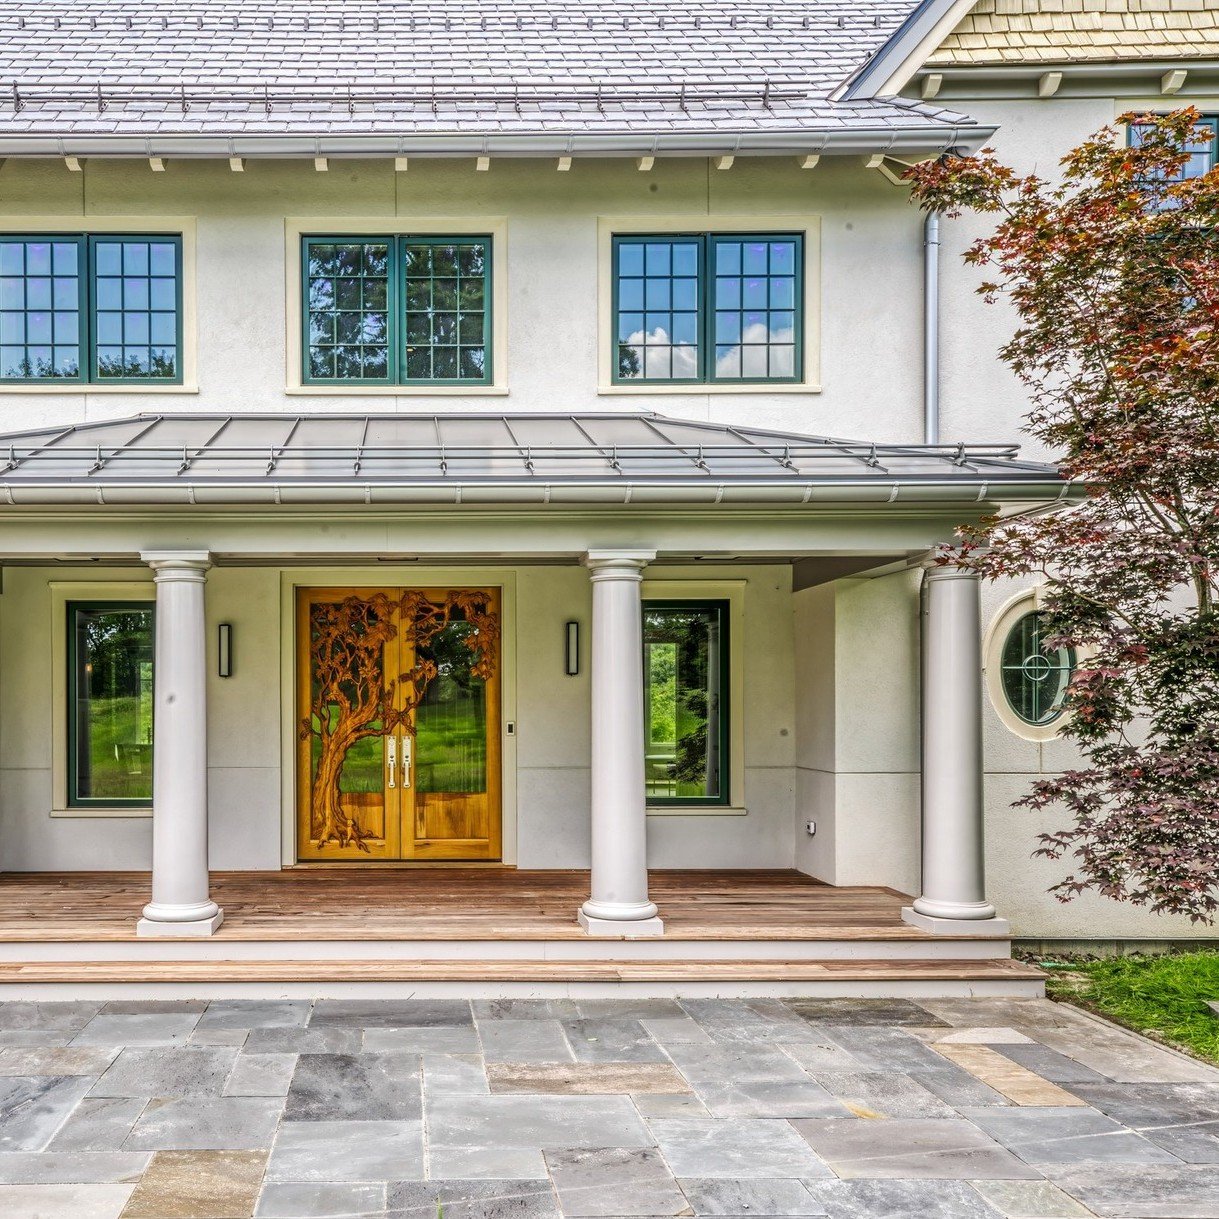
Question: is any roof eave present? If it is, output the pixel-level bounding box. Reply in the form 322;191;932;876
0;477;1080;510
0;123;996;161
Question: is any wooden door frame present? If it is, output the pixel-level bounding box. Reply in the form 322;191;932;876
280;569;517;868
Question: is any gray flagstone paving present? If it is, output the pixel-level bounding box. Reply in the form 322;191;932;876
223;1051;298;1098
124;1095;284;1151
71;1013;202;1048
45;1097;147;1152
284;1052;422;1121
544;1147;687;1217
0;996;1215;1217
0;1076;93;1151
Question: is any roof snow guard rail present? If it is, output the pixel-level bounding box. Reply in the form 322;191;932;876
0;412;1075;508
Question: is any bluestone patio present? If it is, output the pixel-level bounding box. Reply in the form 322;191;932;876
0;996;1216;1218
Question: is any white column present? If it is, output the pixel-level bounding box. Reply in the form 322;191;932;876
903;557;1007;934
579;550;663;937
136;551;223;937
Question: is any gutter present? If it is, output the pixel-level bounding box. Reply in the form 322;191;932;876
0;124;997;161
0;478;1080;508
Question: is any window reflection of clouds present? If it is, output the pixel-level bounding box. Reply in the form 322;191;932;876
614;233;801;383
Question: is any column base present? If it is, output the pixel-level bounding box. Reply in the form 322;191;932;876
902;906;1010;936
578;910;665;938
137;907;224;938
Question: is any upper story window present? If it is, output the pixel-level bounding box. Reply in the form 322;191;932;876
303;235;492;386
0;235;182;384
1129;116;1218;196
612;233;803;385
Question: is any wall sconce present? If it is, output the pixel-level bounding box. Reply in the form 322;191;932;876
218;623;234;678
564;621;580;676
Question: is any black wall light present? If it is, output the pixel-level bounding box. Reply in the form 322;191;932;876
564;621;580;676
218;623;234;678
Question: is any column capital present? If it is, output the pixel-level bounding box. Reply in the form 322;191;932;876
921;548;982;582
140;550;212;580
583;550;656;578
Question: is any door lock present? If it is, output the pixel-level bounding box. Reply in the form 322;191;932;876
401;734;412;788
386;734;397;789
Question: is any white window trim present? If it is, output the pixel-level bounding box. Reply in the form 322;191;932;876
49;580;156;818
983;585;1076;743
641;578;746;815
596;213;822;395
0;215;199;394
283;216;509;396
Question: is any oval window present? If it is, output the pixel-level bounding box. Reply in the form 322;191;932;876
999;611;1075;726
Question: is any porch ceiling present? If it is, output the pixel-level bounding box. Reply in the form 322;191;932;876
0;411;1072;510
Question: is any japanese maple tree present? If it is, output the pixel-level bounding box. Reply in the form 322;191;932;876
906;109;1219;921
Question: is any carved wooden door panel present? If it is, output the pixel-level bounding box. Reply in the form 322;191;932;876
296;588;403;862
296;586;501;863
399;588;501;861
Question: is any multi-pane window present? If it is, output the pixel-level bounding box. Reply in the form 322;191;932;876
614;233;802;385
92;239;181;381
67;602;155;808
1129;116;1218;201
643;601;729;805
0;235;181;384
303;235;492;386
1000;611;1075;727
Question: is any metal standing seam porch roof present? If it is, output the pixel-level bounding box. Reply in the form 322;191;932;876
0;413;1071;508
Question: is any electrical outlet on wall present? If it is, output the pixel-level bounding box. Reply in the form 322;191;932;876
805;820;816;836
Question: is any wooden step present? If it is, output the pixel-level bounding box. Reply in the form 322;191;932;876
0;958;1043;984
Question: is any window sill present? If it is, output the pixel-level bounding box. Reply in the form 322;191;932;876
51;807;153;819
0;384;198;395
286;384;510;397
647;805;747;817
598;383;821;396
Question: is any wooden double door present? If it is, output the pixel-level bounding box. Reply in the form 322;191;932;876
296;586;501;862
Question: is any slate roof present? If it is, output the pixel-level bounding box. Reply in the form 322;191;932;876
0;1;981;154
928;0;1219;67
0;412;1068;507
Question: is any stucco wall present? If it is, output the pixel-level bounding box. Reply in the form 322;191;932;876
939;95;1210;939
0;155;927;439
0;106;1207;941
0;560;797;874
793;569;922;897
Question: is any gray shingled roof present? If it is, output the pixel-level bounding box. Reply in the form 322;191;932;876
0;2;985;157
0;412;1068;507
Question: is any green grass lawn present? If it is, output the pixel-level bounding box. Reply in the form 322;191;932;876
1039;951;1219;1065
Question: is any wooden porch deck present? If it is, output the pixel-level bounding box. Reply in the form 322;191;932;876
0;870;1042;996
0;868;992;942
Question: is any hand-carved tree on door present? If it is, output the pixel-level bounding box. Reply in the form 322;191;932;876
301;590;498;852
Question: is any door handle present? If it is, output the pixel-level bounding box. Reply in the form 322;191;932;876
401;734;412;788
387;734;397;789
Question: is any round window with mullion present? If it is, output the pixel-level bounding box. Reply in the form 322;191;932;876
999;611;1075;726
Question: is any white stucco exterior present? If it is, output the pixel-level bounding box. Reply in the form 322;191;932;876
0;74;1208;943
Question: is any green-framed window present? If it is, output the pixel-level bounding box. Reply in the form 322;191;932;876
999;611;1075;727
67;601;155;808
0;235;182;384
302;235;492;386
1128;115;1218;200
613;233;803;385
643;600;730;806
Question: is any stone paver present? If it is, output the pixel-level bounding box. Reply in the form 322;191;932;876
0;996;1212;1216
